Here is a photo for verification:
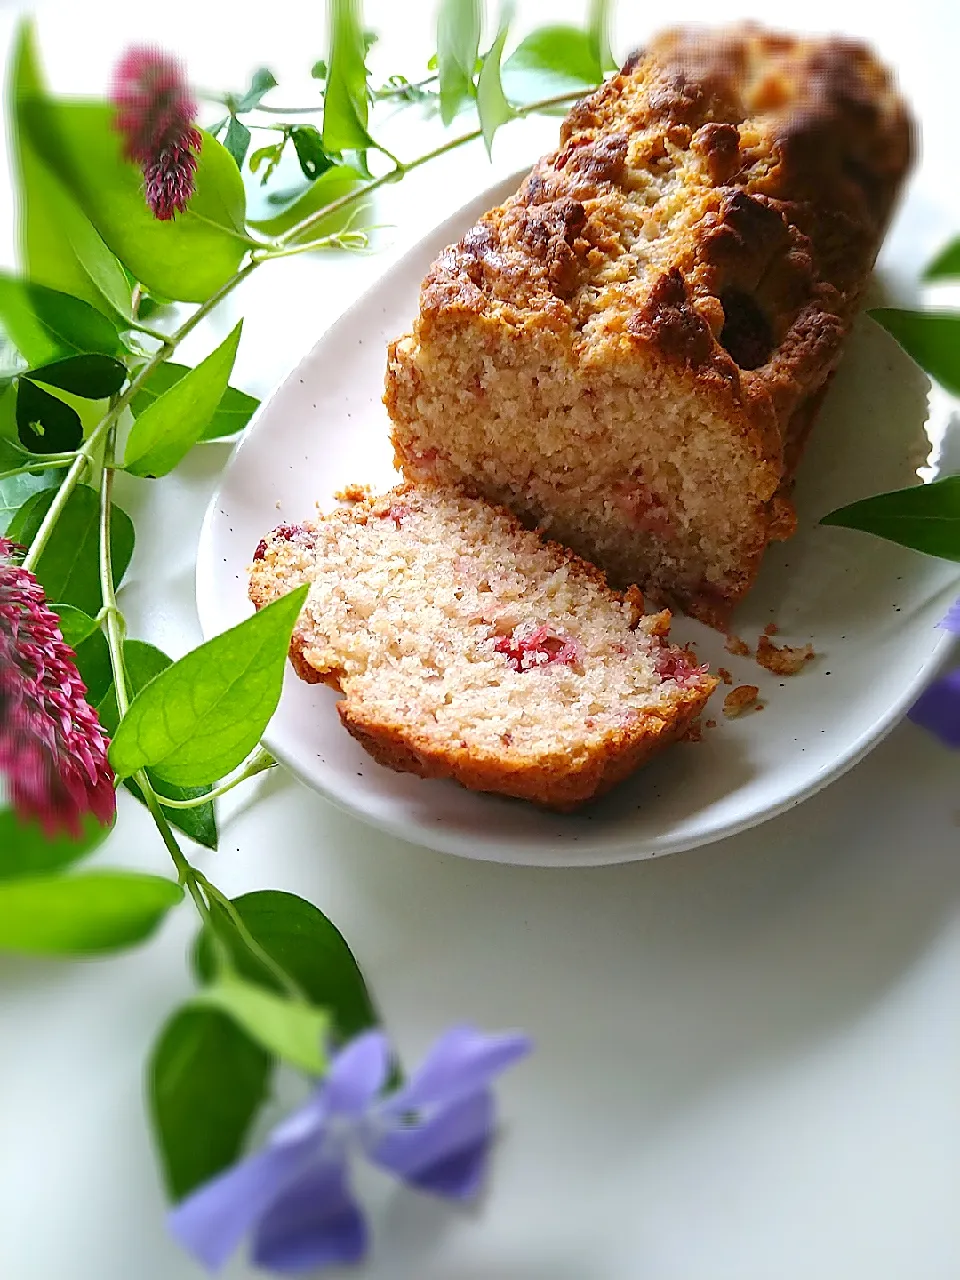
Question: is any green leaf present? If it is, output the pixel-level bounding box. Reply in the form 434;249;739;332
0;465;61;536
195;974;329;1075
0;273;123;367
0;810;111;881
223;116;252;170
323;0;378;154
290;126;335;181
50;602;99;648
248;164;364;240
0;441;29;475
5;484;53;542
108;584;309;788
74;628;113;705
436;0;481;125
59;196;135;320
248;138;287;182
870;309;960;397
194;890;379;1042
22;100;250;304
16;377;83;453
24;483;135;616
0;871;183;955
477;6;516;157
98;640;219;851
587;0;617;73
311;59;328;80
149;1005;271;1202
135;776;218;851
26;353;126;400
0;380;26;470
9;24;130;319
123;323;243;477
235;68;278;113
924;237;960;282
502;25;602;100
130;361;258;443
821;475;960;561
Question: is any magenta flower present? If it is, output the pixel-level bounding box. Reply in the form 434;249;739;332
0;538;115;837
111;46;203;221
168;1025;532;1274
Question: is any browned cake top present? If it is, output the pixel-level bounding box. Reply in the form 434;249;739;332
417;25;913;416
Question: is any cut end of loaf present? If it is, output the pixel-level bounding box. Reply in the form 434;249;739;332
248;484;718;809
384;25;913;625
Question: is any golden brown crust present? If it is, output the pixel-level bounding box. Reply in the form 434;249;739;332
385;25;913;625
336;681;713;811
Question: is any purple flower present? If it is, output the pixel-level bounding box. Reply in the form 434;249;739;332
909;667;960;747
0;538;116;836
168;1025;532;1274
909;597;960;746
111;46;203;221
939;597;960;635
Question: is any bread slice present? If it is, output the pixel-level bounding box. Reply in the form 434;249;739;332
248;485;717;810
385;26;913;626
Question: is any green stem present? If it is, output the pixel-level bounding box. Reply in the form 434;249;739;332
21;420;107;572
252;230;371;263
155;748;277;809
263;89;585;252
139;773;220;924
372;72;439;101
249;103;322;116
194;872;308;1003
0;453;79;481
97;419;224;937
97;437;127;710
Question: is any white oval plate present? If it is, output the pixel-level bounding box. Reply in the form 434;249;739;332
196;174;959;867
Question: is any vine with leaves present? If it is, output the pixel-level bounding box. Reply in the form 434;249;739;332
0;0;617;1271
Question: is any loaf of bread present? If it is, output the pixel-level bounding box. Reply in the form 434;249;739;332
248;485;717;809
385;26;913;625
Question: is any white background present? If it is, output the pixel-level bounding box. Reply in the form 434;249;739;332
0;1;958;1277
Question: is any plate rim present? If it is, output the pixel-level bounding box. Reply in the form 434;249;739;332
195;177;958;868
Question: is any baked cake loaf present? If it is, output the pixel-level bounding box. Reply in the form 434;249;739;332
248;485;717;809
385;26;913;625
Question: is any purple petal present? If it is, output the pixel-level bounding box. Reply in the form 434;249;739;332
382;1026;532;1114
252;1158;367;1274
324;1030;391;1117
939;597;960;633
168;1143;311;1272
268;1090;330;1149
909;667;960;746
366;1090;494;1201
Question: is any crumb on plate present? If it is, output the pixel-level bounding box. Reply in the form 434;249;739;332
724;634;752;658
723;685;760;718
756;634;815;675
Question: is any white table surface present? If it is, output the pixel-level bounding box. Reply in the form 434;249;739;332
0;1;958;1277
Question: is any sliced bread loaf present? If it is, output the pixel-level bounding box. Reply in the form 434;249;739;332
248;484;717;810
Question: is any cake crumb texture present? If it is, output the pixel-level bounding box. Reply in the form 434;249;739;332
385;25;912;626
248;484;717;809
